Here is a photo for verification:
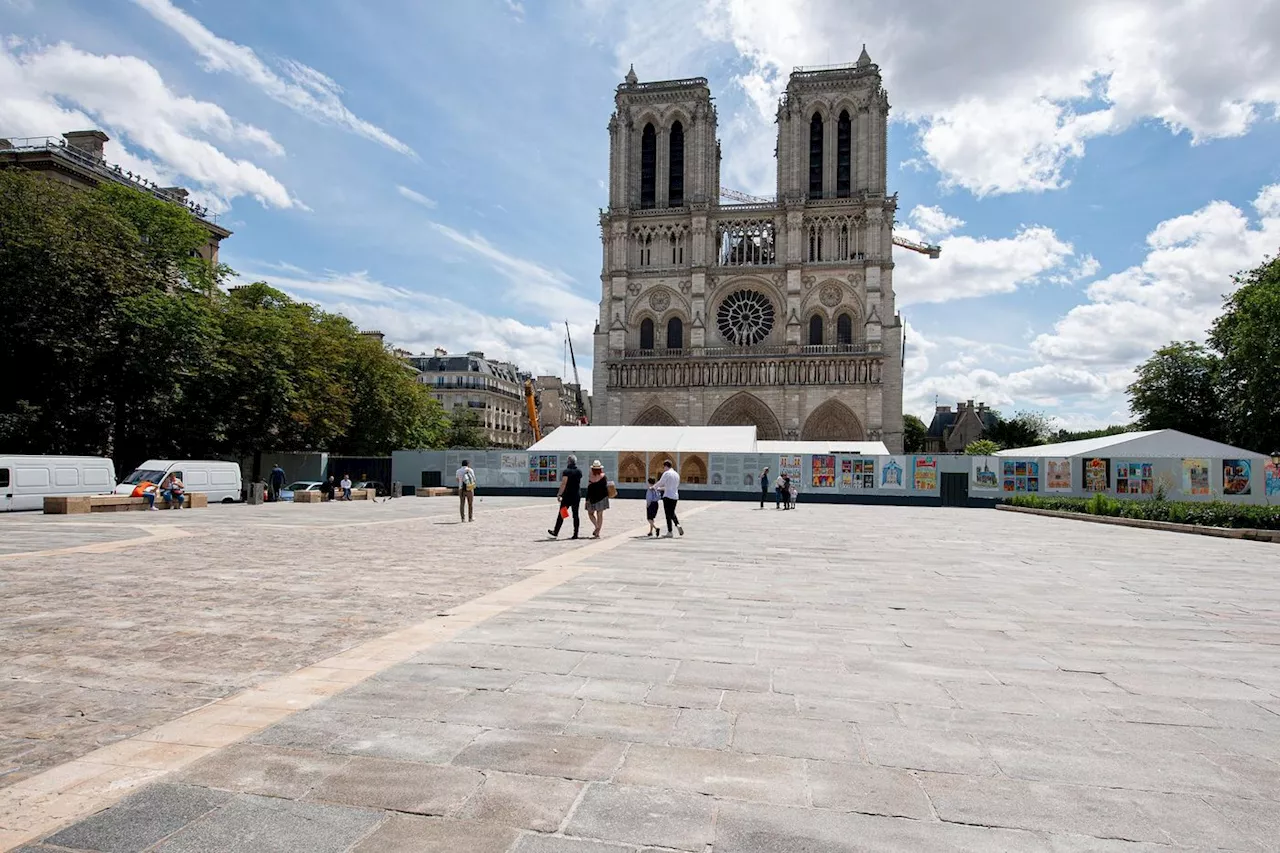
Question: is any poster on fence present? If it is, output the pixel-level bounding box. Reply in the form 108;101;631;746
913;456;937;491
528;454;559;483
779;455;803;482
1182;458;1210;496
1001;459;1040;492
1045;458;1072;491
880;456;906;489
500;453;525;470
841;457;875;489
1084;458;1110;492
1267;461;1280;497
811;455;836;487
1116;461;1154;495
1222;459;1252;495
971;457;999;490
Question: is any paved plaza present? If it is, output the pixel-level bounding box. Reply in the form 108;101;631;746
2;497;1279;851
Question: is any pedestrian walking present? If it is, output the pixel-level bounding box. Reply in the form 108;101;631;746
456;459;476;521
268;464;286;502
656;459;683;537
585;460;610;538
340;474;353;501
759;466;770;508
548;455;582;539
644;477;661;536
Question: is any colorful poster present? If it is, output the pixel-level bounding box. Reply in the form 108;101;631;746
1223;459;1252;496
779;455;803;482
1000;459;1041;492
1266;461;1280;497
1084;458;1110;492
1115;461;1154;495
880;456;906;489
1182;458;1210;496
1045;458;1072;491
971;457;1000;490
528;453;559;483
840;457;853;487
841;457;875;489
913;456;937;491
811;455;836;487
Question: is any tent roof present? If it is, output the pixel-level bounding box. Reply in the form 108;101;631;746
997;429;1269;460
756;440;891;456
528;425;758;453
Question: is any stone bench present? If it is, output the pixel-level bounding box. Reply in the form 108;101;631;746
44;493;209;514
415;487;455;497
292;488;376;504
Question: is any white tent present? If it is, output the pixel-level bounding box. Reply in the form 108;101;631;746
757;440;891;456
527;425;757;453
997;429;1268;460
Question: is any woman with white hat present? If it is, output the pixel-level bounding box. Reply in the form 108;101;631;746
585;459;611;538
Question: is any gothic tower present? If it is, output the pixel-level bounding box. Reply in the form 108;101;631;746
593;52;904;451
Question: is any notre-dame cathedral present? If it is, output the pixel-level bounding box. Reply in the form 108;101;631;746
591;48;905;452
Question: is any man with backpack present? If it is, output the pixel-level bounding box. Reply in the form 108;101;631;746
456;459;476;522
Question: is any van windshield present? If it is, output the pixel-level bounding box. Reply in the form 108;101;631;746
122;469;166;485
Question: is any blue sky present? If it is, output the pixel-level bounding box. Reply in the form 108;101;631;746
3;0;1279;430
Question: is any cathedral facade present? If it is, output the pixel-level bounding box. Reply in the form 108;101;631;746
592;50;904;451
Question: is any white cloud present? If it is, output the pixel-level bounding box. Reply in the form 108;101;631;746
0;40;299;212
132;0;414;157
893;212;1092;306
237;265;592;377
426;221;598;320
613;0;1280;197
505;0;526;20
396;184;437;208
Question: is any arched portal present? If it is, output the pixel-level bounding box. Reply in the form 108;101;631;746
707;392;782;440
801;399;865;441
633;405;678;426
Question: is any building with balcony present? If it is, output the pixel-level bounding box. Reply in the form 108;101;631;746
410;349;528;448
0;130;230;264
592;50;905;451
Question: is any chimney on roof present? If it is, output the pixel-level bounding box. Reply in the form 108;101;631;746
467;351;485;359
63;130;109;159
434;347;447;356
360;330;385;343
977;402;989;414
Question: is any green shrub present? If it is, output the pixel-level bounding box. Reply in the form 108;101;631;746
1005;494;1280;530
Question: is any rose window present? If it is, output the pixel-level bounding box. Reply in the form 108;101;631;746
716;289;775;346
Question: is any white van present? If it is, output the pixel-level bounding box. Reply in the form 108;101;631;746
1;455;117;512
115;459;242;503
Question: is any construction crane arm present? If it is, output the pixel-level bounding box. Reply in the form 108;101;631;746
565;321;588;424
524;379;541;444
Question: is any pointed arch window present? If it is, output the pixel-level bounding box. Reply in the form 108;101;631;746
809;112;824;200
666;316;683;352
837;110;852;197
640;123;656;209
668;121;684;207
837;312;853;348
639;317;655;351
808;314;824;346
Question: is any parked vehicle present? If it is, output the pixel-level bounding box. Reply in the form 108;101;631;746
355;480;388;496
280;481;322;501
1;455;117;512
115;459;242;503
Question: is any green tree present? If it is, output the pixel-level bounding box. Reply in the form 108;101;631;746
1126;342;1223;440
986;410;1051;449
444;409;488;448
965;439;1000;456
1049;424;1136;443
335;332;448;453
903;413;927;453
1209;253;1280;453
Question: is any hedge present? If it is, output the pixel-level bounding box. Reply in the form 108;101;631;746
1005;494;1280;531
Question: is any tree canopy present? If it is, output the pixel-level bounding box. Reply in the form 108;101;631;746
902;414;927;453
0;170;449;473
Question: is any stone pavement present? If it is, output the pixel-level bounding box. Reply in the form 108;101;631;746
5;500;1280;851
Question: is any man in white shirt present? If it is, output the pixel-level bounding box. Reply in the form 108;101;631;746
655;460;683;538
456;460;476;522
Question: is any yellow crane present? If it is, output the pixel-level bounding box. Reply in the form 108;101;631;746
719;187;941;259
524;378;541;444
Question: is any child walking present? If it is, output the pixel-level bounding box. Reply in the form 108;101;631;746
644;477;661;537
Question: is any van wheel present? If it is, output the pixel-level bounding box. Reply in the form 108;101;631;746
221;497;235;504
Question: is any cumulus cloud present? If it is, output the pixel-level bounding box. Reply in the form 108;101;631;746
893;209;1094;306
605;0;1280;197
132;0;414;157
0;39;299;212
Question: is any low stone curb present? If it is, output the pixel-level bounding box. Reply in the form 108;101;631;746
997;504;1280;543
